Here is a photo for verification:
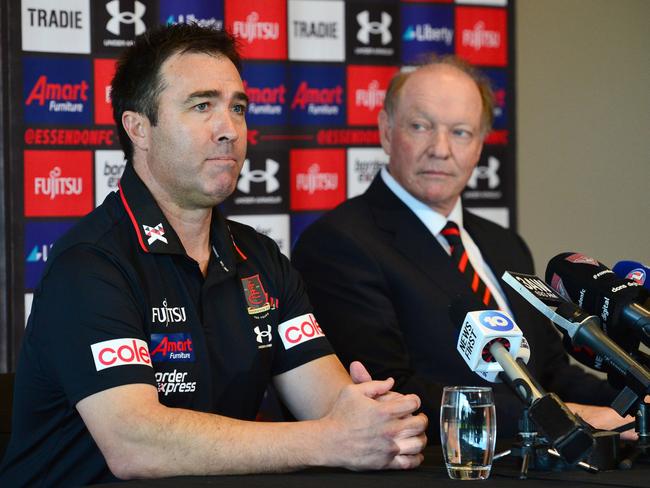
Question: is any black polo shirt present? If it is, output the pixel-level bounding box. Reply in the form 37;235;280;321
0;164;332;487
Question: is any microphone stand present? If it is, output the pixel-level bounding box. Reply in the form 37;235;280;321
619;401;650;469
493;409;598;479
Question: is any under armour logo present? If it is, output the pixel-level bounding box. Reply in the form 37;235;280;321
237;159;280;194
468;156;500;189
106;0;147;36
254;325;272;344
143;223;168;245
357;10;392;45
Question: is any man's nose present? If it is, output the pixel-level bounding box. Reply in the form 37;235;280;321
212;112;240;143
429;129;450;159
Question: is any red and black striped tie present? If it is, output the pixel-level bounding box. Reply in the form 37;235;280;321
441;221;499;309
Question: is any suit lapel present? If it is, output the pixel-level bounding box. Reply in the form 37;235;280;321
363;176;474;299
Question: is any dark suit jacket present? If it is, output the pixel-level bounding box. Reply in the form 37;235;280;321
293;175;616;440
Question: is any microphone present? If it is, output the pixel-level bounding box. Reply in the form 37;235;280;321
613;260;650;290
545;252;650;348
451;298;595;464
502;271;650;417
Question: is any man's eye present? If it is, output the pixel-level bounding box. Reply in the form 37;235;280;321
453;129;472;138
233;104;247;114
195;102;209;112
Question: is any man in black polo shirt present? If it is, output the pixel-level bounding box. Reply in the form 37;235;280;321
0;24;426;486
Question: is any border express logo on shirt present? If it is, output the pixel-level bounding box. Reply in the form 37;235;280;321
24;149;93;217
225;0;286;60
159;0;223;28
288;0;345;62
289;65;346;126
290;149;345;211
24;220;76;289
150;333;195;362
242;63;288;126
21;0;91;54
346;65;397;126
455;7;508;66
24;57;92;125
400;4;454;64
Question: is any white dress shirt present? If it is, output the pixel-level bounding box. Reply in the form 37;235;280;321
381;167;512;314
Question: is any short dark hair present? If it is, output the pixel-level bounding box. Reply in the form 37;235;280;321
111;23;242;162
383;54;495;137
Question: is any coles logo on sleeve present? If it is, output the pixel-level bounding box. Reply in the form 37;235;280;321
278;313;325;350
455;7;507;66
150;333;194;362
21;0;91;54
290;149;346;211
24;57;92;125
347;65;397;126
94;59;117;125
289;65;345;126
24;150;93;217
225;0;286;60
91;338;152;371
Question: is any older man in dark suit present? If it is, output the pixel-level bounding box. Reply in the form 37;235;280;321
293;55;627;441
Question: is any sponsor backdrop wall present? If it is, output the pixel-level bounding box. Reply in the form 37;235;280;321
2;0;515;370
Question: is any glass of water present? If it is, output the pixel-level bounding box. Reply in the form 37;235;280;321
440;386;496;480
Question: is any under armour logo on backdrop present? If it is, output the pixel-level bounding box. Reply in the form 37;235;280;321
237;159;280;194
357;11;392;45
468;156;500;189
143;223;168;245
106;0;147;36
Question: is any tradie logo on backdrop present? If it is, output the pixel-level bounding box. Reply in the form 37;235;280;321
24;150;93;217
23;57;92;125
290;149;346;211
225;0;286;60
346;65;397;126
159;0;223;29
21;0;91;54
288;0;344;61
455;7;507;66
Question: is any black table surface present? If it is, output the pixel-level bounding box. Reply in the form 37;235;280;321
97;445;650;488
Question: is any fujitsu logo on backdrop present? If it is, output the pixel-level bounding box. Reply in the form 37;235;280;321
355;80;385;111
462;21;501;50
233;11;279;43
34;166;83;200
296;164;338;195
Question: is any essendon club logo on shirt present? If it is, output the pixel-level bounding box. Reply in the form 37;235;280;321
225;0;286;60
241;274;270;314
91;338;152;371
24;150;93;217
290;149;345;211
455;7;507;66
94;58;117;125
278;313;324;350
347;66;397;126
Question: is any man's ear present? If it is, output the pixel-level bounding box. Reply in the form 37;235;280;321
378;109;392;157
121;111;150;152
